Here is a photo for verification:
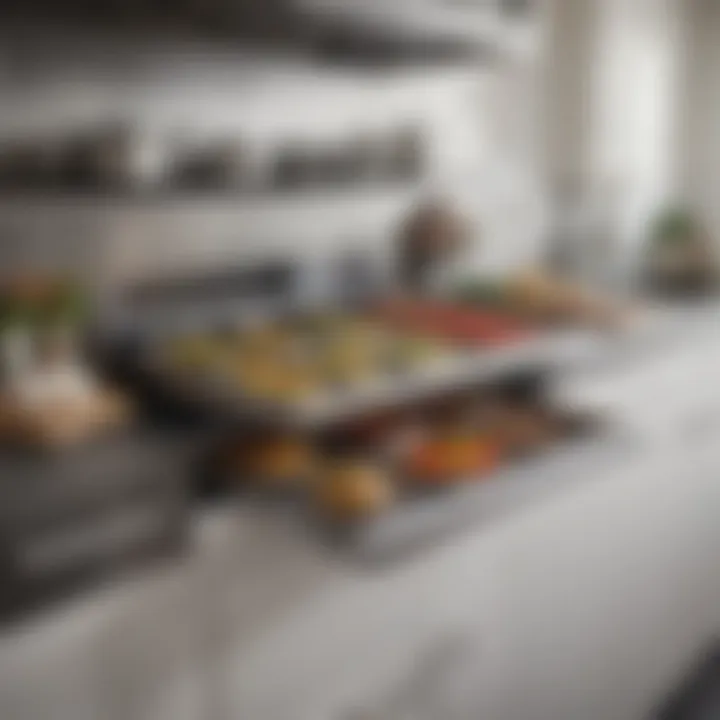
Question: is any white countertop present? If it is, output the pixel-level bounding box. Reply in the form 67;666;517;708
2;299;720;720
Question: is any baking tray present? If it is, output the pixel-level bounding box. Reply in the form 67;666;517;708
218;421;633;565
312;431;635;564
137;330;590;431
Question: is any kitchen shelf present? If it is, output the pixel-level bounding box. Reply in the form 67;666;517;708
0;182;421;208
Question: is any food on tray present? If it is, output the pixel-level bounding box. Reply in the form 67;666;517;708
238;326;289;354
293;315;383;345
501;412;556;455
403;432;501;484
0;275;131;449
233;361;319;402
384;334;445;372
314;461;395;520
321;343;377;386
455;269;629;329
376;298;531;347
0;383;131;449
0;315;132;449
483;401;563;456
166;336;232;373
506;270;625;328
453;278;508;307
338;412;429;462
159;312;460;407
228;435;317;486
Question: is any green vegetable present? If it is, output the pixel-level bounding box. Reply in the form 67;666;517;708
40;281;89;329
0;278;88;334
0;293;34;334
453;279;507;306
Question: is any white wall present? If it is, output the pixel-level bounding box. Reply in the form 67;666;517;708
589;0;685;257
543;0;596;184
0;30;550;285
544;0;687;276
681;0;720;246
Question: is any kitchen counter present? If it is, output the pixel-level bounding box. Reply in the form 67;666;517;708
207;442;720;720
2;300;720;720
4;436;718;720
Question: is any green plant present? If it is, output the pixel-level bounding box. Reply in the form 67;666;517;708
650;208;699;246
0;278;88;334
0;291;33;334
40;281;88;329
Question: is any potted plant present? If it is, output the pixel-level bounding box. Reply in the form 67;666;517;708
0;284;35;382
35;280;89;369
645;208;718;296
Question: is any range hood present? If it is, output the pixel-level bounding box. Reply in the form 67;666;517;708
300;0;534;62
2;0;536;63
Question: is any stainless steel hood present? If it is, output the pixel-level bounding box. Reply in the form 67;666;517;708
301;0;537;62
2;0;536;64
302;1;505;45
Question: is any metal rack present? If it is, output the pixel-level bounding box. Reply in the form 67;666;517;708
142;330;591;431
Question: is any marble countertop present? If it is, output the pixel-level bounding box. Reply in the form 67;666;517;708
2;299;720;720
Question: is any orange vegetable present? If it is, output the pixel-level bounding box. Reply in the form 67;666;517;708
406;437;501;484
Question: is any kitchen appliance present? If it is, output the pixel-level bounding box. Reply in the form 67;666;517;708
1;0;538;63
0;430;192;623
89;252;621;562
303;0;536;62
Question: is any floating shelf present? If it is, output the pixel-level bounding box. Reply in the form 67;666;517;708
0;182;422;209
